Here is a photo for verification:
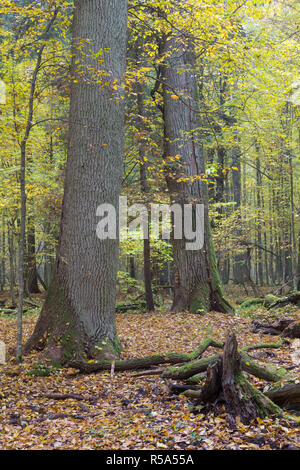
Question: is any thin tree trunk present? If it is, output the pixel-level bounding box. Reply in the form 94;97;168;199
297;232;300;291
269;189;275;284
256;155;264;285
137;81;154;312
8;221;16;308
0;217;5;292
128;257;136;279
288;149;297;290
232;145;253;288
17;141;27;362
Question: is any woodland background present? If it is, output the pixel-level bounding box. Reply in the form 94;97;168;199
0;0;299;451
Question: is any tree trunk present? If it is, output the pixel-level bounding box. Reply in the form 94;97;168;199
297;232;300;291
17;140;27;362
137;80;154;312
231;145;253;290
25;0;128;363
161;31;232;314
7;221;16;308
26;222;40;294
0;217;5;292
256;156;264;285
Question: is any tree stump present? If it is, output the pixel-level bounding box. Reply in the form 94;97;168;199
178;332;282;425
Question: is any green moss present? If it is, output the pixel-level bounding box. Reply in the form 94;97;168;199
163;355;220;379
113;334;123;355
190;296;207;314
208;224;234;313
27;363;52;377
186;372;206;384
27;274;123;364
239;298;264;309
91;333;122;360
263;295;280;307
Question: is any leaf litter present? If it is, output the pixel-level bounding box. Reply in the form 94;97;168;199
0;307;299;450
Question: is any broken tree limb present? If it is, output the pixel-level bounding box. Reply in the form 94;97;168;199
39;392;97;402
242;339;290;352
132;368;167;377
162;355;221;380
186;372;206;384
281;321;300;339
240;351;288;382
23;299;41;308
251;319;295;335
68;337;290;385
168;382;201;395
161;351;287;383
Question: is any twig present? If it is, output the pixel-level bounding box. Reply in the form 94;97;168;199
132;367;166;377
39;392;97;402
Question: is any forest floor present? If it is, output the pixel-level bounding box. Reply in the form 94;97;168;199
0;290;299;450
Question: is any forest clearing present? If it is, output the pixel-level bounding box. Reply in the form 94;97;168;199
0;0;300;454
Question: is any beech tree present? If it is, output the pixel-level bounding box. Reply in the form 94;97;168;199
25;0;128;362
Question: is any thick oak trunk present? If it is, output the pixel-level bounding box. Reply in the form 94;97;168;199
25;0;128;362
161;33;232;314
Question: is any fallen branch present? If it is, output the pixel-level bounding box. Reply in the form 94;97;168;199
39;392;97;402
267;292;300;310
251;319;300;339
133;368;168;377
265;382;300;409
242;339;290;352
68;338;224;373
23;299;41;308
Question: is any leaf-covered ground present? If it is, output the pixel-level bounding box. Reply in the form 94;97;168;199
0;303;299;450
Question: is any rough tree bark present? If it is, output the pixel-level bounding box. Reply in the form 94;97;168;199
26;222;40;295
231;144;257;293
7;220;16;308
25;0;128;363
161;29;232;314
